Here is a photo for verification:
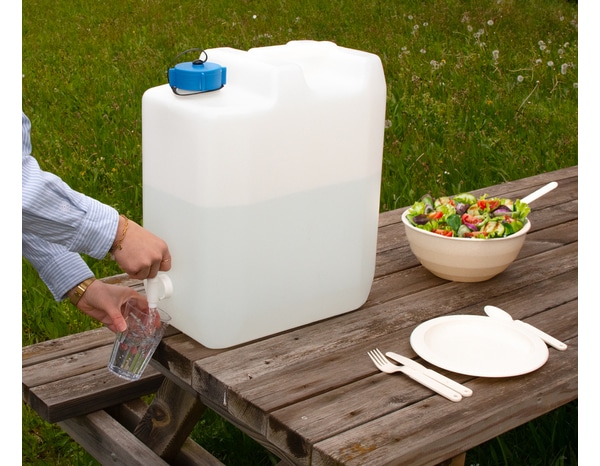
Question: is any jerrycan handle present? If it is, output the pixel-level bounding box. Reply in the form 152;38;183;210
167;48;227;96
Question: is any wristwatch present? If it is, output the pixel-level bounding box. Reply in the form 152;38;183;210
68;278;96;306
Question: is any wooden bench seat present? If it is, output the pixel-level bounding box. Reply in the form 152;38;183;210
22;326;223;465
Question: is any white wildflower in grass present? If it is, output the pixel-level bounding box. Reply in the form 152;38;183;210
487;19;494;26
547;61;554;67
430;60;439;69
420;48;427;54
252;14;257;19
561;63;568;75
517;75;524;83
492;49;499;62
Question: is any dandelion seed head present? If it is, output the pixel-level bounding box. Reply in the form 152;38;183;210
561;63;568;75
408;15;413;20
487;20;494;26
573;83;578;89
547;61;554;67
252;14;257;19
384;120;392;128
414;24;419;30
492;49;499;61
420;48;427;54
423;22;429;27
467;25;473;32
517;75;524;82
535;58;542;64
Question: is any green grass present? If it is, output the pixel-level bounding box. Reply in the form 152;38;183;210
22;0;578;464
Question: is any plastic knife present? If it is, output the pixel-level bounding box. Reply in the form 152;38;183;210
385;351;473;397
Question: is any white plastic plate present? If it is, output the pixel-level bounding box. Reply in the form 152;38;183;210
410;315;549;377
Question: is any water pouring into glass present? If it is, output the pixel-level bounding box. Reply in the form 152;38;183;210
108;274;173;381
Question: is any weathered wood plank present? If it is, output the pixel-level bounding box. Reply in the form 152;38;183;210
28;366;164;423
59;410;170;466
154;332;224;385
108;399;226;466
263;299;577;464
134;378;206;462
22;327;114;367
23;343;114;391
192;265;576;461
23;166;578;466
311;337;577;466
192;244;576;407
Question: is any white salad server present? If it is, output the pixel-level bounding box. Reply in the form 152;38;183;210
520;181;558;204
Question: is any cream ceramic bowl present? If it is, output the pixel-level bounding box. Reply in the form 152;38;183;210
401;209;531;282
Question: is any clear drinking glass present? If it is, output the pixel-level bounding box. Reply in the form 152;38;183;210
107;299;171;381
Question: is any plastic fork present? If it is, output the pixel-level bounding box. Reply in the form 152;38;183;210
367;348;462;402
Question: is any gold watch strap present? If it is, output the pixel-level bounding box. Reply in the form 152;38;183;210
69;278;96;306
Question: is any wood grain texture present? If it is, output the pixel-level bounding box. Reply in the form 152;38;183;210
23;166;578;466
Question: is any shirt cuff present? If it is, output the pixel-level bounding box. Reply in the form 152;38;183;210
39;252;95;301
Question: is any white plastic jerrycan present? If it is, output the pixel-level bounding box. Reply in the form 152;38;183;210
142;40;386;348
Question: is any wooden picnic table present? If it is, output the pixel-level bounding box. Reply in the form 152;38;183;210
22;166;577;466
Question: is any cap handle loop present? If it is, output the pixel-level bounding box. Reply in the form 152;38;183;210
167;48;223;96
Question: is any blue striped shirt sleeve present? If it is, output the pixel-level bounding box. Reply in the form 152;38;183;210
22;112;120;300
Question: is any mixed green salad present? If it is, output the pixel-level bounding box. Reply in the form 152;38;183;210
405;192;531;239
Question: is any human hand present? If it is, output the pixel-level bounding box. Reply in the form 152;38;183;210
111;216;172;280
76;280;145;333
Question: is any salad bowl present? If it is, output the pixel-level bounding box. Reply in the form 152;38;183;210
401;209;531;282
